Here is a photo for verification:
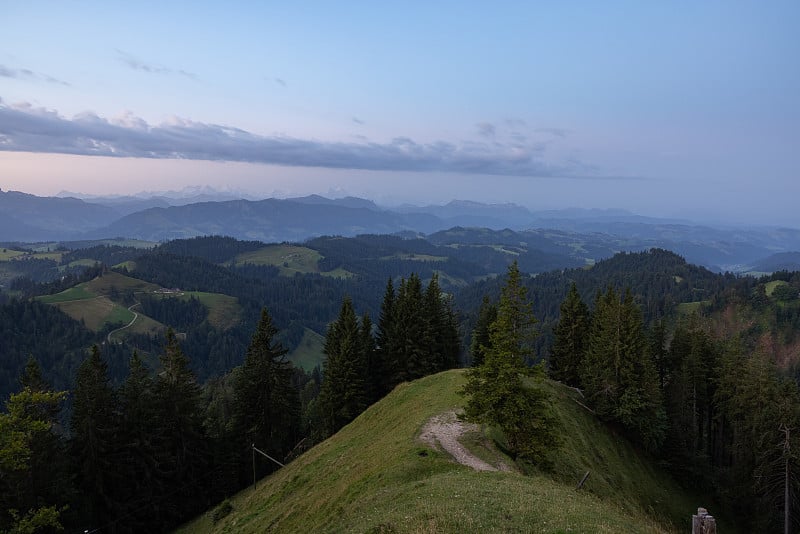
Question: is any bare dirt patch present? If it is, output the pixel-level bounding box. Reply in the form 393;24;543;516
419;410;512;472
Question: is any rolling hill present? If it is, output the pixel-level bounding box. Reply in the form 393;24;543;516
178;370;711;533
36;271;242;339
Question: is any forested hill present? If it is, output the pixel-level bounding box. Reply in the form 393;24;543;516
457;248;734;360
6;233;800;532
0;238;767;400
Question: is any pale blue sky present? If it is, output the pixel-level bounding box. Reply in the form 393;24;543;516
1;1;798;225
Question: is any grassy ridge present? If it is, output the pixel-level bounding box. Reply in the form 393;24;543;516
234;244;352;278
179;371;703;533
37;272;240;335
54;296;134;331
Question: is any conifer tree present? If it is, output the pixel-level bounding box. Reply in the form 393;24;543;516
319;298;368;437
462;261;557;463
232;308;300;466
116;351;162;531
0;366;68;533
70;345;120;529
152;330;209;527
550;283;589;386
422;273;460;372
375;278;396;397
581;288;665;451
470;296;497;367
661;319;718;485
394;274;426;381
360;312;378;404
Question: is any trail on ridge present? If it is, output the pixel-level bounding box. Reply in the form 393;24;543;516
419;410;512;472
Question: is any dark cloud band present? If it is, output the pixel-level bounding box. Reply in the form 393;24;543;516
0;101;635;180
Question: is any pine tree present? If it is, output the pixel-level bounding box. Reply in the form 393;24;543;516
0;369;68;533
232;308;300;468
394;274;426;381
470;296;497;367
661;319;718;487
581;288;666;451
462;261;557;463
550;283;589;386
70;345;120;529
116;351;162;531
319;298;369;437
360;312;378;404
375;278;396;397
151;330;209;527
422;273;460;372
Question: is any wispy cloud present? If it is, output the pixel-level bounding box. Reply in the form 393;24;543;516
352;117;365;125
115;50;197;80
0;64;70;86
476;122;495;138
535;127;569;138
274;77;287;87
0;100;638;180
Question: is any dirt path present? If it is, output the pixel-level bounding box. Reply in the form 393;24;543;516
419;410;511;472
107;302;140;343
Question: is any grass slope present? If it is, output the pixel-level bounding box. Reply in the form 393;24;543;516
182;291;241;330
179;371;704;534
38;272;242;334
234;244;352;278
287;328;325;371
53;296;134;331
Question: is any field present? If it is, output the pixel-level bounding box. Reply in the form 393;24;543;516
0;249;26;260
180;291;241;330
38;285;96;303
54;296;134;331
36;271;242;335
286;328;325;371
84;271;161;295
178;370;709;534
765;279;789;297
676;301;709;316
234;244;352;278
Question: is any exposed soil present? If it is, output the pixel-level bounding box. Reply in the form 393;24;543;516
419;410;512;472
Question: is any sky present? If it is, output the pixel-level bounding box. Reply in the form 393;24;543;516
1;1;798;225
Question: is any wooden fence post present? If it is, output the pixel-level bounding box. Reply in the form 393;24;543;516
691;507;716;534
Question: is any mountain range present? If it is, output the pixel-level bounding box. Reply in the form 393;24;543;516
3;187;800;272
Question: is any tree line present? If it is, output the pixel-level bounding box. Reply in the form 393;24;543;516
0;270;461;533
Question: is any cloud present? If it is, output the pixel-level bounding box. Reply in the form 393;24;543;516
274;77;287;87
476;122;495;137
0;64;70;86
115;50;197;80
535;127;569;138
0;101;637;180
352;117;365;125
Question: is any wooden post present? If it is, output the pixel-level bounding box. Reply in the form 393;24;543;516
692;507;716;534
575;471;590;490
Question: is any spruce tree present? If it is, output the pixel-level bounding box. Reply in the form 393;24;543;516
394;274;426;381
550;283;589;386
422;273;460;372
232;308;300;468
581;288;665;451
0;365;68;533
375;278;396;397
152;330;209;527
462;261;557;463
660;319;719;487
360;312;378;404
470;296;497;367
70;345;120;530
319;298;368;437
116;351;162;531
